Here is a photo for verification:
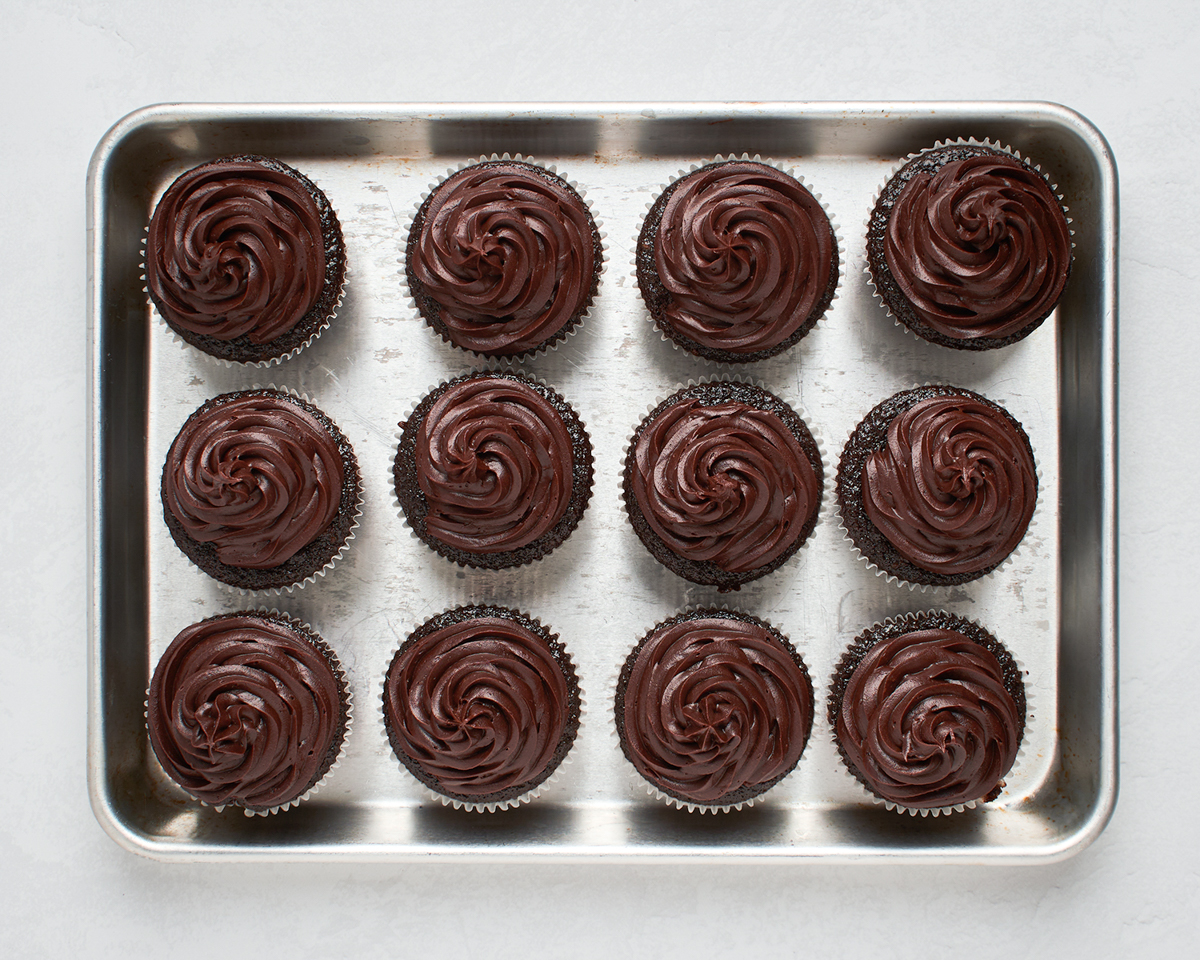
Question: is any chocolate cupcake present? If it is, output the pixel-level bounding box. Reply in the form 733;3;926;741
867;142;1071;350
405;158;603;358
162;389;362;591
146;155;346;364
623;380;823;590
615;609;813;809
828;611;1026;813
394;371;593;569
636;159;839;363
147;611;350;814
836;386;1037;587
382;605;582;809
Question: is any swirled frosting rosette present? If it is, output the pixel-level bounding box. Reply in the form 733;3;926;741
836;386;1038;587
866;141;1072;350
636;157;840;363
615;609;814;811
828;611;1026;815
161;388;362;592
394;371;594;569
623;380;824;590
382;606;582;810
404;156;603;358
146;155;346;365
147;611;351;814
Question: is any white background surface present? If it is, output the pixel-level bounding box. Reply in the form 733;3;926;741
1;1;1196;955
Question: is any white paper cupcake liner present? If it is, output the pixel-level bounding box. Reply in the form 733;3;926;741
400;153;607;362
833;382;1043;592
378;605;584;812
633;153;844;365
609;605;814;814
827;609;1031;818
863;137;1075;349
145;609;353;817
619;374;827;589
141;167;348;368
391;367;595;570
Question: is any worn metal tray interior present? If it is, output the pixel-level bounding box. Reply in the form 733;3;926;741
88;103;1116;862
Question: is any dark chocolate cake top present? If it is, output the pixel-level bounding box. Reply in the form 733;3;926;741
383;606;579;802
627;382;822;577
148;157;329;345
148;612;347;810
162;390;344;569
880;148;1071;341
413;374;576;554
406;160;600;356
647;160;836;357
617;610;812;806
830;613;1025;809
861;391;1036;577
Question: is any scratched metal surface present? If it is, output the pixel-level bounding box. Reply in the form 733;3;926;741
88;103;1116;861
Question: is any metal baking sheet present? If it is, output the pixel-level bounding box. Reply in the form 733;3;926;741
87;102;1117;862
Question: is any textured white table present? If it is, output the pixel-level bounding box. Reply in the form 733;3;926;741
2;1;1196;955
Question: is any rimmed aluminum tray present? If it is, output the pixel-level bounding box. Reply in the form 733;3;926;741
87;102;1117;862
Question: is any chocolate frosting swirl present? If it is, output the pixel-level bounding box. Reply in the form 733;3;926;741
147;158;327;344
618;613;812;805
406;161;599;356
384;613;576;800
163;392;344;569
884;151;1071;340
147;614;346;810
862;393;1036;576
630;394;821;574
834;624;1022;809
414;375;575;553
650;161;836;355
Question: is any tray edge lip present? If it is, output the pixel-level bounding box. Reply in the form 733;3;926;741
85;99;1119;864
